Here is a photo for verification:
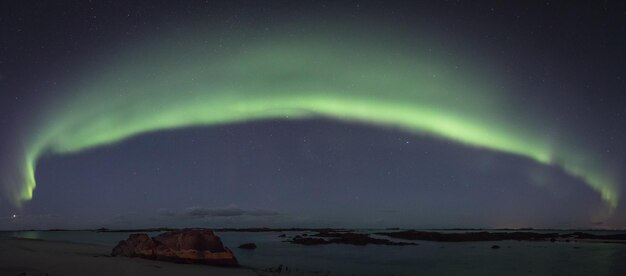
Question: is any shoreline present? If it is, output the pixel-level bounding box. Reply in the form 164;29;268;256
0;236;257;276
3;230;626;276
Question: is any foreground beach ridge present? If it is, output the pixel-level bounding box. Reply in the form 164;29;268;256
0;235;256;276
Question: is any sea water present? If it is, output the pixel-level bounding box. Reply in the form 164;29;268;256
5;230;626;275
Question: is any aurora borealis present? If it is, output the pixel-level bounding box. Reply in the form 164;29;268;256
12;32;619;207
1;1;625;229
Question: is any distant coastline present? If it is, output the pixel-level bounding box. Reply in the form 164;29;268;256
4;227;626;244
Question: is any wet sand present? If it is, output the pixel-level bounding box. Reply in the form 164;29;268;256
0;236;257;276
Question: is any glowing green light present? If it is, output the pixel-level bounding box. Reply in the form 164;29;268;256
6;29;618;209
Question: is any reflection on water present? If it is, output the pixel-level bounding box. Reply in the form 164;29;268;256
13;230;42;240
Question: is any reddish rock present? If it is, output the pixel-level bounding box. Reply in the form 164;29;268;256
111;233;156;258
112;229;238;266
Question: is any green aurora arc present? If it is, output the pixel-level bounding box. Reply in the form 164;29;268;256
6;28;619;210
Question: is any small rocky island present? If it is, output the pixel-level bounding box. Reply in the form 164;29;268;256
287;230;416;246
112;229;238;266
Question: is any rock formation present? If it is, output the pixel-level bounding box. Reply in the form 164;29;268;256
112;229;238;266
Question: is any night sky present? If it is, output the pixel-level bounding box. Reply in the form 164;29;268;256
1;1;625;230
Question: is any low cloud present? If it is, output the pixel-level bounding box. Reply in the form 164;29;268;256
185;205;280;218
159;205;281;219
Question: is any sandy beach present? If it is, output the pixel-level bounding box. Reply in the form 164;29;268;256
0;236;257;276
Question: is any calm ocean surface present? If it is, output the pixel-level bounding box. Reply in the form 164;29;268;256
5;230;626;275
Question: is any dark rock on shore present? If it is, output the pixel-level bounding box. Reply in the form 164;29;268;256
288;231;416;246
112;229;238;266
238;243;257;250
289;236;330;245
